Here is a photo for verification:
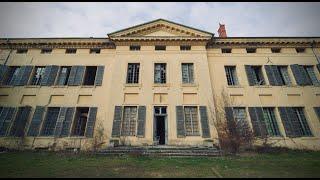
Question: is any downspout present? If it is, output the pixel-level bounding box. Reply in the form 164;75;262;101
4;38;13;65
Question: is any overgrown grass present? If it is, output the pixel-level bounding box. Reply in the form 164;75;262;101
0;150;319;178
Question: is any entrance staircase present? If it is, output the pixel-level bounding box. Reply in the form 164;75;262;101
97;145;221;157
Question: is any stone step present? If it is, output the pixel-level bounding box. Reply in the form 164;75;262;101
97;152;221;157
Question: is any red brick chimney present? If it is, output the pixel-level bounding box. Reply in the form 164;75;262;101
218;23;227;38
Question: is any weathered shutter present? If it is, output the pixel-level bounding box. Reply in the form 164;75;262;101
41;65;59;86
199;106;211;138
278;107;295;137
265;65;282;86
176;106;186;138
111;106;122;137
54;107;67;137
290;64;312;86
225;107;236;136
95;66;105;86
60;107;74;137
67;66;77;85
137;106;146;137
0;65;9;85
9;106;31;137
314;107;320;120
74;66;85;86
248;107;267;137
85;107;98;138
245;65;255;86
317;64;320;73
27;106;45;136
0;107;17;136
15;66;33;86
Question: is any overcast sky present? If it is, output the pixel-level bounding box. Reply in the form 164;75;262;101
1;2;320;38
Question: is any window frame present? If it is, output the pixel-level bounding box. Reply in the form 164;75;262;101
121;106;138;136
126;63;140;84
65;48;77;54
180;45;191;51
181;63;194;84
29;66;46;85
40;48;53;54
251;65;265;85
89;48;101;54
155;45;166;51
129;45;141;51
55;66;72;86
183;106;200;136
154;63;167;84
40;107;60;137
225;66;238;86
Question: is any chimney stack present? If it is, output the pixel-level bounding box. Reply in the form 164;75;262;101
218;23;227;38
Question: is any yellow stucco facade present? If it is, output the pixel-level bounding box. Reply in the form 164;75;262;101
0;19;319;151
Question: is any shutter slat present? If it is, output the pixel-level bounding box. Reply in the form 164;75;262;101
199;106;211;138
290;64;312;86
74;66;85;86
54;107;67;137
0;107;17;136
278;107;299;137
95;66;104;86
248;107;267;137
16;66;33;86
317;64;320;73
314;107;320;120
60;107;74;137
85;107;98;138
41;65;59;86
265;65;277;86
111;106;122;137
9;106;31;137
67;66;78;86
245;65;255;86
176;106;185;138
137;106;146;137
0;65;9;85
27;106;45;136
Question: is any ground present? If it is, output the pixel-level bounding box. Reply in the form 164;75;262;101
0;151;319;178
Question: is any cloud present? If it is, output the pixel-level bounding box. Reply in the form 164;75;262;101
0;2;319;38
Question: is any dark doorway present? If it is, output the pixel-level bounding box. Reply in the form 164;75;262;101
156;116;166;145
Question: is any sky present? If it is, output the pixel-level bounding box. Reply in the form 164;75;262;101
0;2;320;38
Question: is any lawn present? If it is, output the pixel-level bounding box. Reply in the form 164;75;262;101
0;151;319;178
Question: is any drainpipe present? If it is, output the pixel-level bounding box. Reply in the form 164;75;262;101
4;38;13;65
311;40;320;64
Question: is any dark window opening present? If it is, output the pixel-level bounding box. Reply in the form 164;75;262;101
16;49;28;54
72;107;89;136
271;48;281;53
56;66;71;85
130;45;141;51
41;48;52;54
252;66;265;85
30;66;46;85
246;48;256;53
180;45;191;51
222;48;232;53
66;48;77;54
296;48;305;53
83;66;97;86
90;48;100;54
155;45;166;51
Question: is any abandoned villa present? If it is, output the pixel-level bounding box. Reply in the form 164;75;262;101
0;19;320;151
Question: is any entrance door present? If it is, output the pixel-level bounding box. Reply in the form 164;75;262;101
154;106;167;145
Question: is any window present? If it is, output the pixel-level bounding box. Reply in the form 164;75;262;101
303;66;320;85
180;45;191;51
30;66;46;85
232;107;249;136
271;48;281;53
56;66;71;85
121;106;137;136
184;106;200;136
90;48;100;54
278;66;292;85
40;107;60;136
181;63;194;84
155;45;166;51
252;66;265;85
154;106;167;115
83;66;97;85
246;48;256;53
66;48;77;54
130;45;141;51
126;63;140;84
262;108;281;136
222;48;232;53
41;48;52;54
296;47;305;53
16;49;28;54
154;63;166;83
292;107;312;136
72;107;89;136
3;66;20;85
225;66;238;85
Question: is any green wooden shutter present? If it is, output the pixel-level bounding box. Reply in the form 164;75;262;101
137;106;146;137
41;65;59;86
9;106;31;137
314;107;320;120
199;106;211;138
85;107;98;138
74;66;85;86
27;106;45;136
60;107;74;137
0;65;9;85
248;107;267;137
0;107;17;136
53;107;67;137
95;66;105;86
15;66;33;86
245;65;255;86
111;106;122;137
290;64;312;86
176;106;186;138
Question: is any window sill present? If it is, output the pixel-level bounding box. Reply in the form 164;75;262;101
81;85;95;88
153;83;169;87
124;83;141;87
227;85;244;88
252;85;272;88
181;83;198;87
25;85;41;88
52;85;68;88
0;85;14;88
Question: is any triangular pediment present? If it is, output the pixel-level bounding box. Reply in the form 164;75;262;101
108;19;213;40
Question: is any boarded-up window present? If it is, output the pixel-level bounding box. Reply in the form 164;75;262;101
121;106;137;136
184;106;200;136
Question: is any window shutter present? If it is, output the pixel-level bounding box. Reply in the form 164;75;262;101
15;66;33;86
245;65;255;86
41;65;59;86
278;107;299;137
54;107;67;137
176;106;186;138
248;107;267;137
317;64;320;73
74;66;85;86
265;65;277;86
199;106;211;138
225;107;236;136
60;107;74;137
85;107;98;138
0;65;9;85
0;107;17;136
67;66;77;85
111;106;122;137
314;107;320;120
95;66;104;86
27;106;45;136
290;64;312;86
137;106;146;137
8;106;31;137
